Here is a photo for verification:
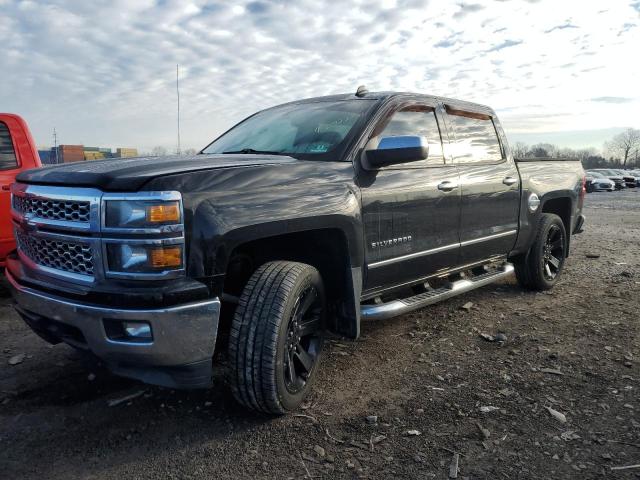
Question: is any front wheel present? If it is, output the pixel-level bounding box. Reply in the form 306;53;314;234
228;261;326;414
514;213;567;291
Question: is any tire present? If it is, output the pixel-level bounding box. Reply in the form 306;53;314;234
228;261;326;414
514;213;567;291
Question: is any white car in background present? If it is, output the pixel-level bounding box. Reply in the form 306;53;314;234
590;169;627;189
585;171;615;192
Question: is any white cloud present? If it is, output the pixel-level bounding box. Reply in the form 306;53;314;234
0;0;638;151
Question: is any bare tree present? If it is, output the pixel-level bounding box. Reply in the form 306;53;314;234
181;148;198;156
511;141;529;158
604;128;640;166
630;147;640;168
151;146;168;157
582;155;608;169
528;143;556;158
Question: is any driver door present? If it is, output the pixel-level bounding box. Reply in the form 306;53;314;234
359;100;461;295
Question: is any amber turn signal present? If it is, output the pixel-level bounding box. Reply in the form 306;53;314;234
149;246;183;268
146;202;180;223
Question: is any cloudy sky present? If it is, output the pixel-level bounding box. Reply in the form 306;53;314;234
1;0;639;153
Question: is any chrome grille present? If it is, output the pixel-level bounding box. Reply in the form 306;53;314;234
15;229;94;276
12;196;91;223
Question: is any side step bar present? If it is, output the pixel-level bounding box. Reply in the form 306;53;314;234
361;263;514;321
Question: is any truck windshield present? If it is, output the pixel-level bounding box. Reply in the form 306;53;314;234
202;100;376;161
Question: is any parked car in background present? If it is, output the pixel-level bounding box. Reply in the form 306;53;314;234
585;171;615;192
0;114;41;268
591;169;627;190
617;169;640;187
629;170;640;185
611;169;637;188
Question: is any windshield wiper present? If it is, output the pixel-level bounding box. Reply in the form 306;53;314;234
222;148;290;156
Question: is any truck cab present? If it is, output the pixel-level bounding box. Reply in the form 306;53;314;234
0;114;41;267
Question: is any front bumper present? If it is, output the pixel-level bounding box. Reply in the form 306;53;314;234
7;269;220;389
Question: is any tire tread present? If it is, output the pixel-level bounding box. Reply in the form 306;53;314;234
228;261;319;414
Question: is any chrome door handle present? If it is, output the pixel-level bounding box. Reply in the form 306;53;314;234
503;176;518;186
437;181;458;192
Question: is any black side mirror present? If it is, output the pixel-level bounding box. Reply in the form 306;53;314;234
365;136;429;169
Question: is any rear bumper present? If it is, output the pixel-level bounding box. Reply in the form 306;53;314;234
7;269;220;388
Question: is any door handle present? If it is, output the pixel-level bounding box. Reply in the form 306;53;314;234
503;176;518;186
437;181;458;192
1;185;10;191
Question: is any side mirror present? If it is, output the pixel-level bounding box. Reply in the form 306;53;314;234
365;136;429;169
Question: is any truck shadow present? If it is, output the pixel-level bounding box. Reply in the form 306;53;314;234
0;274;11;298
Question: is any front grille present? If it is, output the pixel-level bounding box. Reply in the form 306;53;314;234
12;196;91;223
15;229;94;276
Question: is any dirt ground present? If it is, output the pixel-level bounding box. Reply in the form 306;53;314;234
1;190;639;480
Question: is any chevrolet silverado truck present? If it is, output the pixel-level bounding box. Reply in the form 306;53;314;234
0;113;41;268
7;90;586;414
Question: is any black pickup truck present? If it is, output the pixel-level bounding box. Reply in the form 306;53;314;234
7;90;585;414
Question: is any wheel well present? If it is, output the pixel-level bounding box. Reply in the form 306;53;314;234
541;197;571;232
223;229;356;336
541;196;572;254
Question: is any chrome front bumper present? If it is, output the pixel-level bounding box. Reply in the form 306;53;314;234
7;269;220;388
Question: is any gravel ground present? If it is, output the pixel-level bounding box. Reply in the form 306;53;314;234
1;190;639;479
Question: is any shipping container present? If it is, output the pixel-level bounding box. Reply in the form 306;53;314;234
58;146;84;163
84;152;105;160
38;150;52;164
49;148;60;164
116;147;138;158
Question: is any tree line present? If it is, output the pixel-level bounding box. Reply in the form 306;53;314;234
511;128;640;169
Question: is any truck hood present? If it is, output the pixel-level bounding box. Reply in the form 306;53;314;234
16;154;298;191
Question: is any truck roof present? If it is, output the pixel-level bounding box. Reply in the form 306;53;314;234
274;91;496;116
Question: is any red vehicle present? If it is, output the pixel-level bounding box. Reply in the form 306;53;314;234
0;114;41;267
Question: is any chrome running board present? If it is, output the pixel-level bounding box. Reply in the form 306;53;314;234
360;263;514;321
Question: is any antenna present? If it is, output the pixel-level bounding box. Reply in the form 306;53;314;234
53;127;59;164
176;64;181;155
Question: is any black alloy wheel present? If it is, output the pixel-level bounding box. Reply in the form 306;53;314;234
542;223;565;281
228;261;326;414
514;213;567;291
283;285;323;394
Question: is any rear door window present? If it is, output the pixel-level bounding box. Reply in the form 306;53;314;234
446;106;503;163
376;106;445;166
0;122;18;170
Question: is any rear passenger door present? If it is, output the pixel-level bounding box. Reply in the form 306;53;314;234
443;105;519;265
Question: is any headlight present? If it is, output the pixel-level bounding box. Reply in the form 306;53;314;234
105;199;181;228
102;192;185;279
106;243;184;274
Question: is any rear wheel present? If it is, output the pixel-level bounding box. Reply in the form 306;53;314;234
514;213;567;291
228;261;325;414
